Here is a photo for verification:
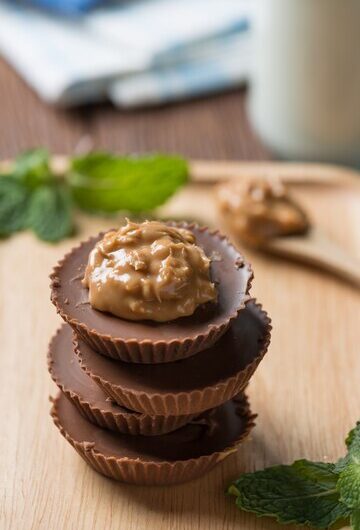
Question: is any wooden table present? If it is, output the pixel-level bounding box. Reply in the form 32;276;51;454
1;156;360;530
0;57;270;161
1;55;359;529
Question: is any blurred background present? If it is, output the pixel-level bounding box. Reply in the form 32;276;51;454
1;0;359;165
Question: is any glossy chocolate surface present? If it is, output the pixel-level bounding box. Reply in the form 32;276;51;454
74;301;270;394
51;225;253;342
52;392;251;462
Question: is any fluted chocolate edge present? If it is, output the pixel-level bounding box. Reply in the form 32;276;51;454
50;393;256;486
74;301;271;416
48;327;196;435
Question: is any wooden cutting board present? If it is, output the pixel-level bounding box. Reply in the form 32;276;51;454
1;161;360;530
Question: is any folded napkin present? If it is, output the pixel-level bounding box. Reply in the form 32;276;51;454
23;0;100;15
0;0;252;107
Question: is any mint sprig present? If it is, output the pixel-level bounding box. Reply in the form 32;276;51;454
0;176;30;236
69;152;188;213
13;148;52;189
228;420;360;529
337;422;360;511
0;148;188;243
27;184;73;242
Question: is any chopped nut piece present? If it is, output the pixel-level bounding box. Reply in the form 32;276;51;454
82;220;217;322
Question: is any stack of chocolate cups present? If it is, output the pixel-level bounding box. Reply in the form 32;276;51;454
48;224;271;486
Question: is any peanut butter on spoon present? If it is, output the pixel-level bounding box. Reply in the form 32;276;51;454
217;178;309;247
217;179;360;287
82;220;217;322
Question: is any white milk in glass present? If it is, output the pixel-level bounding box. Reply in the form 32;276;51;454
248;0;360;165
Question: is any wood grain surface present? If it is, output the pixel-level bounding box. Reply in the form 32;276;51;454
0;57;270;161
1;161;359;530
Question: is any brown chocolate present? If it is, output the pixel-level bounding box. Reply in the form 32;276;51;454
48;325;196;435
51;391;256;485
50;223;253;364
74;301;271;416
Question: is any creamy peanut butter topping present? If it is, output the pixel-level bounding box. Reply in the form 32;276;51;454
217;178;309;247
82;220;217;322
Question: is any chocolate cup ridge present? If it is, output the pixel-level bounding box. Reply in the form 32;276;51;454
48;325;196;435
74;300;271;416
51;392;256;486
50;223;253;364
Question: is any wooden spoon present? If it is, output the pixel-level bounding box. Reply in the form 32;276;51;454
190;160;360;188
262;227;360;287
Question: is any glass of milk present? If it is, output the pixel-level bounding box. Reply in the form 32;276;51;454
247;0;360;166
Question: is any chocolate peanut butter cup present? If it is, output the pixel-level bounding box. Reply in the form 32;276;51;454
50;223;253;364
74;301;271;416
51;391;256;486
48;325;195;435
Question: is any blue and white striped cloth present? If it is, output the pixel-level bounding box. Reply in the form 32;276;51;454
0;0;252;107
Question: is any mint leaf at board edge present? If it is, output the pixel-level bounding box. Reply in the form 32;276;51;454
68;152;189;213
27;183;74;242
228;460;351;529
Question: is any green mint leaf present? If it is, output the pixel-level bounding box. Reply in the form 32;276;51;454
0;176;30;236
335;422;360;473
338;461;360;509
351;509;360;529
27;183;74;242
346;423;360;451
68;153;189;213
337;426;360;511
228;460;350;528
13;148;52;189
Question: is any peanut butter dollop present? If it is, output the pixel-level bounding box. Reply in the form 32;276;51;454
82;220;217;322
217;178;309;247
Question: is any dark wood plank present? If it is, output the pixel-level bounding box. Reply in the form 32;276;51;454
0;57;271;160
